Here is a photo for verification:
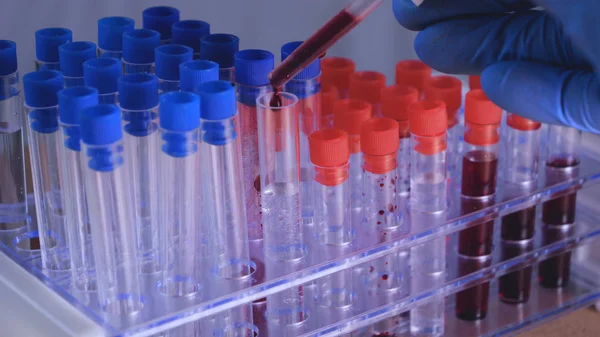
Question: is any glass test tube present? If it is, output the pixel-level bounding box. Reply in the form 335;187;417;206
155;44;194;93
81;104;142;315
424;76;463;182
321;57;355;99
538;125;581;288
235;49;274;284
118;73;161;274
59;42;97;88
122;29;160;75
0;41;28;246
333;99;372;214
172;20;210;59
349;71;386;117
142;6;180;45
83;57;121;104
23;70;70;275
499;114;541;304
320;85;339;129
35;28;73;71
408;100;449;337
395;59;432;97
282;41;322;225
179;60;219;93
198;81;254;334
199;34;240;82
57;87;99;292
97;16;135;59
455;89;503;321
309;128;355;326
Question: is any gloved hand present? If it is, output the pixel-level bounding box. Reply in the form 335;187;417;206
393;0;600;134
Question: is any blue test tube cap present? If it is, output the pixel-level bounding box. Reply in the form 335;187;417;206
118;73;159;110
234;49;274;86
180;60;219;92
97;16;135;52
159;92;200;131
23;70;64;108
281;41;320;80
172;20;210;54
58;86;99;125
0;40;17;76
200;34;239;68
80;104;123;145
35;27;73;63
143;6;180;41
197;80;236;120
155;44;194;81
59;41;97;77
122;29;161;64
83;58;122;94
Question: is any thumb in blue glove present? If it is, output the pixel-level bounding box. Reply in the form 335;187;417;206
393;0;600;133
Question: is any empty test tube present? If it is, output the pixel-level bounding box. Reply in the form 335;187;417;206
408;100;449;337
321;57;356;99
172;20;211;59
118;73;161;274
83;57;122;104
395;60;432;96
97;16;135;59
122;29;160;75
143;6;180;45
155;44;193;93
24;70;69;275
157;91;202;297
320;85;339;129
59;41;97;88
57;87;99;292
35;28;73;71
0;40;28;245
349;71;386;117
179;60;219;93
81;104;142;315
200;34;240;82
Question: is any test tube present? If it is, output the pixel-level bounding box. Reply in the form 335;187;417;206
97;16;135;59
155;44;194;93
199;34;240;82
57;86;99;292
349;71;386;117
424;76;462;181
80;104;142;314
321;57;356;99
172;20;211;59
59;41;97;88
381;84;419;200
0;41;28;245
282;41;322;225
83;57;122;104
395;60;432;96
23;70;69;275
35;28;73;71
499;114;541;303
333;99;372;214
142;6;180;45
118;73;161;274
407;100;448;336
179;60;219;93
320;85;339;129
455;89;503;321
538;125;581;288
122;29;160;75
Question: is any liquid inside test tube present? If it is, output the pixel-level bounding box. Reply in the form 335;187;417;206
321;57;355;99
349;71;386;117
155;44;193;93
200;34;240;82
83;57;121;105
122;29;160;75
97;16;135;59
35;28;73;71
59;41;97;88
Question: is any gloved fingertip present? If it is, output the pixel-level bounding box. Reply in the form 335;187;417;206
393;0;429;31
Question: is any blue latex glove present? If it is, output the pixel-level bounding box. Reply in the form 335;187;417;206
393;0;600;133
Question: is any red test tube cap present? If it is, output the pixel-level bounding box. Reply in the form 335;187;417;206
408;100;448;155
381;84;419;122
349;71;387;105
465;89;503;125
333;99;372;135
395;60;432;92
507;113;541;131
469;75;482;90
309;128;349;167
322;57;356;91
360;118;400;156
424;76;462;117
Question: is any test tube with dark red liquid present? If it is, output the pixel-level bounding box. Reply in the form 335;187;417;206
498;114;542;303
538;125;581;288
455;89;503;321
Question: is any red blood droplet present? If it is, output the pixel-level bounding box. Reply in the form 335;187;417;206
381;274;389;281
391;179;395;185
387;203;394;212
369;266;374;273
254;175;261;192
380;183;384;187
378;210;385;215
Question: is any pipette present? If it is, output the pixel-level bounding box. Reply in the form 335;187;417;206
268;0;384;89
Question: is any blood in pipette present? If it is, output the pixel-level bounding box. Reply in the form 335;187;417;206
270;87;283;108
